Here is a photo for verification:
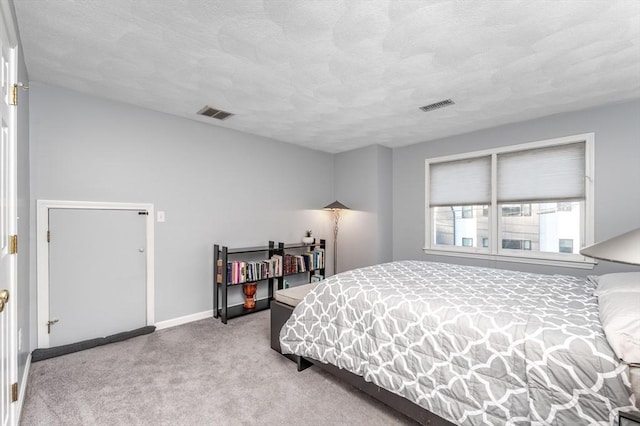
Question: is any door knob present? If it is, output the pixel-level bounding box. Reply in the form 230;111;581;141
0;300;4;313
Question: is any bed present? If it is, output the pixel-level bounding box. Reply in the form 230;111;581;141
279;260;637;425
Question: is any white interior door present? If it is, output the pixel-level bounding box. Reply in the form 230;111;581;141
48;209;147;347
0;3;17;425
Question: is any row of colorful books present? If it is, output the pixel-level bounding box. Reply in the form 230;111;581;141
216;248;324;284
283;249;325;275
216;254;283;285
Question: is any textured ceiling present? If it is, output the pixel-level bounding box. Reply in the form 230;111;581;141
13;0;640;153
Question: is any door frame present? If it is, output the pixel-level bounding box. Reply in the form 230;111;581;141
0;1;18;424
36;200;155;348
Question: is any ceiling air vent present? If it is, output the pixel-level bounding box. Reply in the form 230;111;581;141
419;99;455;112
197;105;234;120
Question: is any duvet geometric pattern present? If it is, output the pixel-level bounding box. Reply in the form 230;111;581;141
280;261;636;425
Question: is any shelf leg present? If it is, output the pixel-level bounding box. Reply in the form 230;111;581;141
213;283;219;319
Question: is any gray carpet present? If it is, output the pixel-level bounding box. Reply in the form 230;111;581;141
20;310;416;425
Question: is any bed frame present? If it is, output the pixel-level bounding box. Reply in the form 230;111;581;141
270;300;454;426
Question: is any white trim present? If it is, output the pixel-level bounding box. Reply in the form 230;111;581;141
15;354;30;426
584;135;595;249
422;248;596;269
0;5;19;424
36;200;155;348
426;133;595;165
489;153;498;254
154;310;213;330
0;0;19;47
424;163;431;249
424;133;595;267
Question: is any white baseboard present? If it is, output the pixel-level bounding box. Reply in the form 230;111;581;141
16;353;32;425
154;309;213;330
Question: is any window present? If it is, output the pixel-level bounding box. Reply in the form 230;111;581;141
502;239;532;250
501;204;531;217
559;239;574;253
462;206;473;218
557;202;572;212
425;134;594;266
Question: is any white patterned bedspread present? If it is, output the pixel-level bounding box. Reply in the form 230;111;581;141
279;261;636;425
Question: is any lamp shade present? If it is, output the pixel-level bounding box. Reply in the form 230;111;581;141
580;228;640;265
323;200;350;210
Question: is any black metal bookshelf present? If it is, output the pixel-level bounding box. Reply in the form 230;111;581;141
213;239;325;324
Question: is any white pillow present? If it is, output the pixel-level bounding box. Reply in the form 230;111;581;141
598;291;640;363
592;272;640;296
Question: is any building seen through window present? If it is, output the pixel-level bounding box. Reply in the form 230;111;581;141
433;202;582;254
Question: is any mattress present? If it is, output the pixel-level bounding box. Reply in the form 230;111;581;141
279;260;636;425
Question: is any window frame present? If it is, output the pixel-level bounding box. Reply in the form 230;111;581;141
424;133;595;269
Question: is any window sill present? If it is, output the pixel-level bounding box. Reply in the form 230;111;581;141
421;248;597;270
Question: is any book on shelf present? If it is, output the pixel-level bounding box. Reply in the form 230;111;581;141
282;248;325;276
217;254;284;285
216;259;223;284
302;248;325;271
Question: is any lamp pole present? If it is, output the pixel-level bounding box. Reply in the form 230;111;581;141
332;208;340;274
323;201;350;275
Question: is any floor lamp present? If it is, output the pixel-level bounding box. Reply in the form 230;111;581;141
323;201;350;275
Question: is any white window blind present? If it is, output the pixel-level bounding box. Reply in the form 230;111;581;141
429;156;491;206
497;142;585;202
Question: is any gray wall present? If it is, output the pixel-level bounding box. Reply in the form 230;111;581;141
29;82;334;324
393;99;640;276
334;144;393;273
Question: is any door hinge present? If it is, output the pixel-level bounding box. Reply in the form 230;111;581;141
10;85;17;106
11;382;18;402
9;235;17;254
47;230;50;243
10;82;28;106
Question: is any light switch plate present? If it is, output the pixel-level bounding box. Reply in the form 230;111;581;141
157;211;165;222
